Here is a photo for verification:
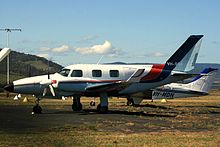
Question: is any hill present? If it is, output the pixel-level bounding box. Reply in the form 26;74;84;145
0;49;63;88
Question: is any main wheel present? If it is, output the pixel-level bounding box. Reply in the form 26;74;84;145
97;104;108;114
127;99;134;106
72;102;82;111
90;101;96;106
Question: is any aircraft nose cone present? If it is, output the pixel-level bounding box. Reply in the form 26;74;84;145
4;83;14;92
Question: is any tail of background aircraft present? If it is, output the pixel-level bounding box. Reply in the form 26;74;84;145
186;68;218;93
164;35;203;72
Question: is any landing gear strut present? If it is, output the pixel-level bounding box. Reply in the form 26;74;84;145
32;98;42;114
72;96;82;111
97;93;108;113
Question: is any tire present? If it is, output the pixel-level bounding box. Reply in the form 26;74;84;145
97;104;108;113
127;100;132;106
33;105;42;114
90;101;96;106
72;102;82;111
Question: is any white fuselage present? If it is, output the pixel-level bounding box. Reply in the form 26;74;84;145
12;64;185;98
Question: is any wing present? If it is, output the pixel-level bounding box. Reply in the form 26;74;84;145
85;69;145;92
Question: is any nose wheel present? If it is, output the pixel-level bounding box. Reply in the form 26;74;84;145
32;98;42;114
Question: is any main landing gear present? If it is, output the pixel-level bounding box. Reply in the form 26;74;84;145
32;98;42;114
97;93;109;113
72;96;82;111
72;93;109;113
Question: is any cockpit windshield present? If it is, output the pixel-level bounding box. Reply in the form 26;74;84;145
57;68;70;77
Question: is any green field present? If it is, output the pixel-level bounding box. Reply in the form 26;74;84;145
0;91;220;146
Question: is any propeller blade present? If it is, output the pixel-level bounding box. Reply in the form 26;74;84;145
49;85;55;96
43;87;47;96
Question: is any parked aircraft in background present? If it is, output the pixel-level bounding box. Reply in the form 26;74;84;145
0;48;10;62
127;67;218;105
4;35;204;114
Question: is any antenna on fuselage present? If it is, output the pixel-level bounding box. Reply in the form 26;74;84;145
97;55;104;65
47;58;52;79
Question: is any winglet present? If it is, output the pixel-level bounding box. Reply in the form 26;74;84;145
126;69;145;83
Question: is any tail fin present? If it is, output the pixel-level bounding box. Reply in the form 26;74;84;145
164;35;203;72
186;68;218;93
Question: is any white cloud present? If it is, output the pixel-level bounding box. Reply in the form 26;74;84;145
52;45;70;53
37;54;49;58
75;41;122;56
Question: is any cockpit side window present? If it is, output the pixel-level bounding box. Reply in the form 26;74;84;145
58;69;70;77
71;70;83;77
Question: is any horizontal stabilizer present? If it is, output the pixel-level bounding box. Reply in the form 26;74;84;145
171;72;202;80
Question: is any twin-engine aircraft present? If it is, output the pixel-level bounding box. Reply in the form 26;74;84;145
127;67;218;105
4;35;204;114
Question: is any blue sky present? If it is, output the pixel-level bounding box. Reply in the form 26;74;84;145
0;0;220;66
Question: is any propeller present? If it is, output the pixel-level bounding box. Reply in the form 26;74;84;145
41;59;57;97
41;80;56;96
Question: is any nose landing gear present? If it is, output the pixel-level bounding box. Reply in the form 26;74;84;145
32;98;42;114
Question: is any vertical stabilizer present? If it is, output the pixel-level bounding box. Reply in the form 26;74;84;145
186;68;218;93
164;35;203;72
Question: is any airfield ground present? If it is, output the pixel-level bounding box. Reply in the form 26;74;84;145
0;91;220;146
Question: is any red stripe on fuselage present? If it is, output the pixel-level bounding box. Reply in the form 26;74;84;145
59;80;121;84
141;64;165;81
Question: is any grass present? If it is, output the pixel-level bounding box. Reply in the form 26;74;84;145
0;91;220;146
0;130;219;147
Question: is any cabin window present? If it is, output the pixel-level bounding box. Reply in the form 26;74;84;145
71;70;83;77
92;70;102;77
110;70;119;77
58;68;70;77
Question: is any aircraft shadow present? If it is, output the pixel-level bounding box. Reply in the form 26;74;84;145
133;104;171;109
50;109;177;117
205;106;220;109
